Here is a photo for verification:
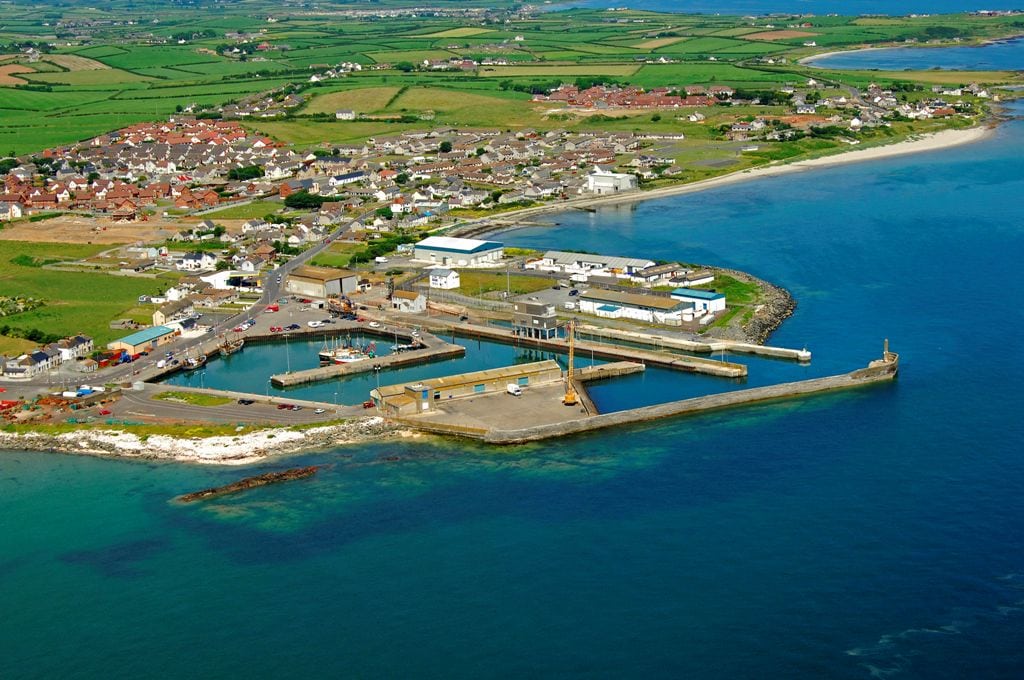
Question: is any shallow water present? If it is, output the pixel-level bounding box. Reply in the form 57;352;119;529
807;36;1024;71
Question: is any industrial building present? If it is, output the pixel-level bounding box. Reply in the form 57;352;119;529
671;288;727;314
285;265;359;299
106;326;178;354
413;236;504;267
371;360;563;416
526;250;655;280
513;300;559;340
578;289;694;325
585;167;638;195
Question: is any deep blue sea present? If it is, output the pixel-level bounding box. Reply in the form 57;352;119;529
4;44;1024;680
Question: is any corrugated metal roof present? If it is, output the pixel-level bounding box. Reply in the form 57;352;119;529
672;287;725;301
112;325;175;347
581;289;688;311
416;236;503;254
542;250;654;271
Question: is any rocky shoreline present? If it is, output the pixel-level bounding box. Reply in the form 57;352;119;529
702;266;797;345
0;417;402;465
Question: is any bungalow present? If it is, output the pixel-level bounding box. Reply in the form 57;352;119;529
391;289;427;314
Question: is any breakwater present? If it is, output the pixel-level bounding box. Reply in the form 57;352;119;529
394;349;897;444
575;325;811;362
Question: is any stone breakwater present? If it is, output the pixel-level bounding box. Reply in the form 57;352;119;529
702;266;796;345
0;417;398;465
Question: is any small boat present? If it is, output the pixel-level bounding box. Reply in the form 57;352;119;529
182;353;207;371
390;343;421;353
218;336;244;357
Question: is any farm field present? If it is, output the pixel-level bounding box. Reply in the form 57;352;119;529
302;87;402;115
0;241;169;345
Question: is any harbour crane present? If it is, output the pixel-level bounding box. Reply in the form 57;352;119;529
563;319;579;406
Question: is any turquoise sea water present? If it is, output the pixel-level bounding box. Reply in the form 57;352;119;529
5;61;1024;680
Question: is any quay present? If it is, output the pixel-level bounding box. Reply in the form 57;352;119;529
270;329;465;387
575;324;812;362
416;318;748;379
387;343;899;444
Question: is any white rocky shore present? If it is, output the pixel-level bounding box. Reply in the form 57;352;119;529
0;417;398;465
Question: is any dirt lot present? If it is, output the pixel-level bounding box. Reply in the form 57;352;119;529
746;30;817;41
0;214;254;245
0;64;34;86
0;215;178;245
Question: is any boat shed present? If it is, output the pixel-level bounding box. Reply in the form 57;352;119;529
285;265;359;299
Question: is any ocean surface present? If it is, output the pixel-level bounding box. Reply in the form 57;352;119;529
808;37;1024;70
547;0;1024;16
4;53;1024;680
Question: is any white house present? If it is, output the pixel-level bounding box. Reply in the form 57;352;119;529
176;252;218;271
0;202;24;221
585;167;637;195
428;268;460;290
413;236;504;268
391;290;427;313
335;109;356;120
671;287;726;315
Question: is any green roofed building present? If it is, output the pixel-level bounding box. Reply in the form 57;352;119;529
106;326;178;354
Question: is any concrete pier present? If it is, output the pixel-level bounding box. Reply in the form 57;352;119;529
417;319;748;378
270;331;465;387
576;324;812;362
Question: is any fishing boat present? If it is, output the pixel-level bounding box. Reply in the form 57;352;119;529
318;337;376;365
390;343;421;353
182;352;207;371
217;335;245;357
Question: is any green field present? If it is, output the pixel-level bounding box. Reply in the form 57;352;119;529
153;391;233;407
200;201;284;219
457;271;553;297
310;242;363;269
0;241;167;346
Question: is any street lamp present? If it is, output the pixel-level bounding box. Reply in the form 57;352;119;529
333;390;338;414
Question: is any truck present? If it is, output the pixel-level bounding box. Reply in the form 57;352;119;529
506;383;522;397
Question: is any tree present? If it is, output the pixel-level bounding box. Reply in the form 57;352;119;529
375;207;394;220
284;191;326;210
439;141;452;153
395;61;415;72
651;113;662;122
395;173;409;185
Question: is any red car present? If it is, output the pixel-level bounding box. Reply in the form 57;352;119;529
276;403;293;410
362;400;375;409
98;409;112;415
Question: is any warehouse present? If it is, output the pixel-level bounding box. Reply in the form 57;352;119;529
578;289;694;326
413;236;504;268
285;265;359;299
106;326;178;354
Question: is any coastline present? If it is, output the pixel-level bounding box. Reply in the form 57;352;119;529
0;417;405;465
452;125;994;237
799;34;1024;66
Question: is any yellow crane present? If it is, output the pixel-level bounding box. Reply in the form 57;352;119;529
563;319;578;406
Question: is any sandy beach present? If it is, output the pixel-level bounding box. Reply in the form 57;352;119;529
454;125;993;234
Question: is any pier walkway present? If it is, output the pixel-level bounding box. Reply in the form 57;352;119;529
576;324;811;362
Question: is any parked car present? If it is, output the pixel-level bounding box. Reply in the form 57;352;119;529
307;321;323;328
314;408;326;414
276;403;292;410
237;398;255;405
286;323;301;330
290;404;302;411
368;321;381;328
569;289;580;297
362;400;375;409
98;409;112;416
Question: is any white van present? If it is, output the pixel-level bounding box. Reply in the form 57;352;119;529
374;256;388;264
506;383;522;397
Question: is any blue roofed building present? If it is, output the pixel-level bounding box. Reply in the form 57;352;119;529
671;287;727;315
413;236;504;268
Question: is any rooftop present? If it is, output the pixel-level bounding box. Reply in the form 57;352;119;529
290;264;357;282
416;236;503;254
672;287;725;301
581;288;689;312
112;325;175;347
